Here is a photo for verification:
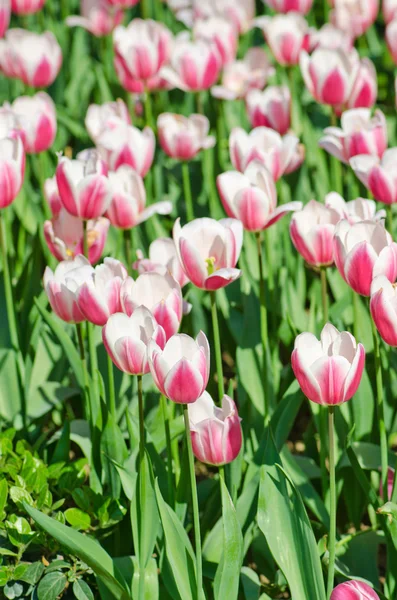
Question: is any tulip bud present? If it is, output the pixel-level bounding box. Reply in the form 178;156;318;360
66;0;123;38
330;580;380;600
350;148;397;204
0;135;25;209
157;113;215;161
188;392;242;465
148;332;210;404
246;86;291;134
97;122;155;177
0;0;10;38
254;13;310;66
330;0;379;38
133;238;190;288
347;58;377;110
85;99;130;145
11;0;44;14
263;0;313;14
193;17;238;66
292;323;365;406
10;92;56;154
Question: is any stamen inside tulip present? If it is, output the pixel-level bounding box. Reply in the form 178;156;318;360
205;256;216;274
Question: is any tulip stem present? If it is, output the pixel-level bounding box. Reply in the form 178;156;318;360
183;404;203;598
210;291;225;402
83;220;89;260
320;268;328;322
123;229;133;271
161;394;175;508
371;318;389;501
76;323;91;422
107;354;116;420
327;406;336;599
387;204;393;234
137;374;145;466
182;162;194;222
87;323;100;425
144;89;154;131
255;231;269;421
329;110;343;195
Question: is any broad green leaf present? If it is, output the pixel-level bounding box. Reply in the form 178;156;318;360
0;478;8;518
241;567;261;600
73;579;95;600
37;572;67;600
65;508;91;530
131;452;159;570
101;412;128;499
132;556;159;600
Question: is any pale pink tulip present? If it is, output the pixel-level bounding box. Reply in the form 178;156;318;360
11;0;44;13
386;19;397;64
189;392;242;465
56;150;112;220
264;0;313;13
290;199;341;266
309;24;353;51
384;0;397;23
246;86;291;134
106;166;172;229
66;0;123;38
148;331;210;404
0;29;62;87
324;192;386;223
284;142;305;174
331;0;379;38
193;17;238;66
44;176;62;216
173;217;243;290
292;323;365;406
217;162;302;231
106;0;139;6
229;127;301;180
85;99;130;144
331;581;380;600
103;306;166;376
157;113;215;161
121;272;183;340
166;0;192;27
0;135;25;208
97;122;155;177
319;109;387;164
370;275;397;346
334;219;397;296
254;13;310;66
192;0;255;34
347;57;377;110
133;238;190;288
0;0;10;38
10;92;56;154
44;209;110;264
350;149;397;204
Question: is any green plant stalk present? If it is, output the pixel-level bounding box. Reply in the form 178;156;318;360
352;289;360;341
387;204;393;234
144;89;154;131
107;354;116;420
210;291;225;402
141;0;151;19
255;231;269;421
327;406;336;599
38;152;51;220
329;111;343;195
137;374;145;466
183;404;203;597
371;318;389;501
87;322;100;425
161;394;175;508
123;228;133;271
83;220;89;260
182;161;194;222
320;268;328;322
319;269;329;499
76;323;91;422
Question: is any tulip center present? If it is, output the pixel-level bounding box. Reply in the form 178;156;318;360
205;256;216;275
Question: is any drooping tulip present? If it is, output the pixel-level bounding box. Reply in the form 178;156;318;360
188;392;242;465
330;580;380;600
85;99;130;144
254;13;311;66
292;323;365;405
334;219;397;296
0;0;10;38
11;0;44;14
193;17;238;66
0;135;25;208
96;122;155;177
263;0;313;13
157;113;215;161
246;86;291;134
324;192;386;223
148;332;210;404
66;0;124;38
10;92;56;154
370;275;397;346
133;238;190;288
173;217;243;290
350;148;397;204
330;0;379;38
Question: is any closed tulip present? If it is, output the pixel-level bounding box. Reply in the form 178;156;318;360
319;108;387;164
0;135;25;208
44;176;62;216
56;151;112;220
292;323;365;406
290;199;341;266
370;275;397;346
246;86;291;134
188;392;242;465
331;0;379;38
106;166;171;229
0;0;10;38
103;306;166;376
157;113;215;161
334;219;397;296
263;0;313;13
350;148;397;204
173;217;243;290
254;13;310;66
325;192;386;223
347;57;377;110
97;122;155;177
331;581;380;600
121;272;183;339
66;0;123;38
10;92;56;154
133;238;190;288
148;332;210;404
217;162;302;231
193;17;238;66
85;99;130;144
11;0;44;14
192;0;255;34
384;0;397;23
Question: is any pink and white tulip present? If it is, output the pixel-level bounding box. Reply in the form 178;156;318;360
292;323;365;406
0;0;10;38
173;217;243;290
44;176;62;216
85;99;130;145
370;275;397;346
324;192;386;223
347;57;377;110
148;332;210;404
106;166;172;229
309;24;353;51
121;272;183;340
133;238;190;288
217;162;302;231
157;113;215;161
350;149;397;204
66;0;123;38
331;581;380;600
290;199;341;266
0;135;25;208
319;109;387;164
97;122;155;177
188;392;242;465
386;18;397;64
11;0;44;14
254;13;310;66
10;92;56;154
331;0;379;38
103;307;166;376
263;0;313;13
246;86;291;134
193;17;238;66
383;0;397;23
334;219;397;296
192;0;255;34
106;0;140;7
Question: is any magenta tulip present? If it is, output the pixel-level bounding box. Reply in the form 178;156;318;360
331;580;380;600
11;0;44;14
0;135;25;209
254;13;310;66
246;86;291;134
97;122;155;177
263;0;313;13
370;275;397;346
0;0;10;38
66;0;123;38
85;99;130;144
157;113;215;161
193;17;238;66
133;238;190;288
10;92;56;154
350;149;397;204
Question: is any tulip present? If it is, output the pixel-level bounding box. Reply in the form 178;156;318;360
106;0;140;6
103;306;166;376
211;48;275;101
193;0;255;34
188;392;242;465
148;331;210;404
292;323;365;405
193;17;238;66
319;109;387;164
166;0;193;27
330;0;379;38
11;0;44;14
0;0;10;38
106;166;172;229
229;127;301;180
85;99;130;144
44;209;110;264
263;0;313;13
334;219;397;296
382;467;395;499
44;176;62;216
384;0;397;23
121;272;183;339
254;13;311;66
0;135;25;208
246;86;291;134
10;92;56;154
284;142;305;175
133;238;190;288
386;19;397;64
66;0;123;38
217;162;302;231
0;29;62;88
289;199;341;267
324;192;386;223
350;148;397;204
300;47;358;106
370;275;397;346
347;57;377;110
157;113;215;161
56;150;112;220
309;23;353;51
331;581;380;600
97;122;155;177
113;19;173;93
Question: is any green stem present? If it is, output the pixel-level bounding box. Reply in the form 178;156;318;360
183;404;203;598
83;220;89;260
144;89;154;130
387;204;393;234
210;291;224;402
329;110;343;195
76;323;91;422
141;0;150;19
182;162;194;222
352;289;360;341
256;231;269;421
321;268;328;322
87;323;100;424
123;228;132;271
137;374;145;466
38;153;51;220
161;394;175;508
371;317;389;501
327;406;336;599
107;354;116;420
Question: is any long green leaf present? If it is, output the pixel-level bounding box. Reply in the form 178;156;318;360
131;452;159;570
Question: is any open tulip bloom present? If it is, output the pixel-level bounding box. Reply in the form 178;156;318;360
350;148;397;204
0;135;25;208
330;0;379;39
66;0;123;38
96;122;155;177
157;113;215;161
133;238;190;288
85;99;131;145
370;275;397;346
324;192;386;223
7;92;57;154
330;580;380;600
253;13;311;66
